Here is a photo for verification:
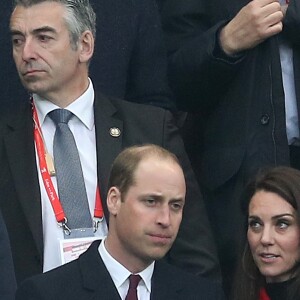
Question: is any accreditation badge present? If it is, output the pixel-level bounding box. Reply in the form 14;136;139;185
59;236;102;265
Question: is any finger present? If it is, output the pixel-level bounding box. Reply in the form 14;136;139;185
252;0;281;8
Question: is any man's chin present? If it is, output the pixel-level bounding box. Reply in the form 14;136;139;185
21;81;43;94
148;247;171;261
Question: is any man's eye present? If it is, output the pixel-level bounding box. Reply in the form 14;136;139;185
12;37;23;46
171;202;183;211
144;198;156;206
38;35;52;42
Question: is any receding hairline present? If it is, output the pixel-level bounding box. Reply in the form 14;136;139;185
124;145;184;190
12;0;67;11
107;144;184;198
128;144;180;164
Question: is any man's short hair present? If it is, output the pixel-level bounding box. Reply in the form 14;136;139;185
12;0;96;49
108;144;181;197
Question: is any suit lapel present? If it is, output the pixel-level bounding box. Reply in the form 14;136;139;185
4;102;43;258
94;92;123;219
2;93;123;260
151;261;184;300
79;241;122;300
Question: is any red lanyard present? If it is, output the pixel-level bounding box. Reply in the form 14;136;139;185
32;103;104;231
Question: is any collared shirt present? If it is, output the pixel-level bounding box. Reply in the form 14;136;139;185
278;1;300;145
99;238;153;300
34;79;108;272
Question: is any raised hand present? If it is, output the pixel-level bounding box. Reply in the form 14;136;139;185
220;0;283;55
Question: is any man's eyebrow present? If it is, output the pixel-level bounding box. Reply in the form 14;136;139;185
10;26;57;36
139;194;163;200
169;197;185;202
32;26;57;35
10;29;23;36
138;194;185;203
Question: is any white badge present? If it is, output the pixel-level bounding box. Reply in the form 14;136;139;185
59;236;103;265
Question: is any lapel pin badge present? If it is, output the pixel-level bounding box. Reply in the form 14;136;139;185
109;127;121;137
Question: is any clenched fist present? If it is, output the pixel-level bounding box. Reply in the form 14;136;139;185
220;0;283;55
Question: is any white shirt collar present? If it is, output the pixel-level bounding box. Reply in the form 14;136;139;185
33;78;95;130
99;238;154;293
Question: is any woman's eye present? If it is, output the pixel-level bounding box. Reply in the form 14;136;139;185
277;220;289;230
248;220;261;231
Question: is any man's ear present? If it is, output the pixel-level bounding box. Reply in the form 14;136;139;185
107;187;122;216
78;30;94;63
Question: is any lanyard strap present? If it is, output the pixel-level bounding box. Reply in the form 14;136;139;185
32;103;104;229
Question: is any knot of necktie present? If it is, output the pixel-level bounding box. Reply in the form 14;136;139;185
128;275;141;289
48;109;73;125
125;275;141;300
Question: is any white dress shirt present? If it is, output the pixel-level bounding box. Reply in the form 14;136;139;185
34;79;108;272
99;238;153;300
278;1;300;145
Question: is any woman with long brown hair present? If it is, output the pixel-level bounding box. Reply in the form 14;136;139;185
232;166;300;300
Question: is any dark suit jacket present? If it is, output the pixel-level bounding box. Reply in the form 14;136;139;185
0;91;219;284
16;240;225;300
161;1;300;288
161;0;300;190
0;210;16;300
0;0;174;117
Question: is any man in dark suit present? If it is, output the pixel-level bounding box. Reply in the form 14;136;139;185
161;0;298;294
0;210;16;300
16;145;225;300
0;0;219;285
0;0;174;115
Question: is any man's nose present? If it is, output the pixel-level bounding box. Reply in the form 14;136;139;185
156;206;171;227
22;39;37;61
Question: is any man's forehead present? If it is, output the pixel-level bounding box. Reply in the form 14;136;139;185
10;2;65;30
134;157;185;187
136;156;180;172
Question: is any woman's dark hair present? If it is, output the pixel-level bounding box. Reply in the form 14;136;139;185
232;166;300;300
